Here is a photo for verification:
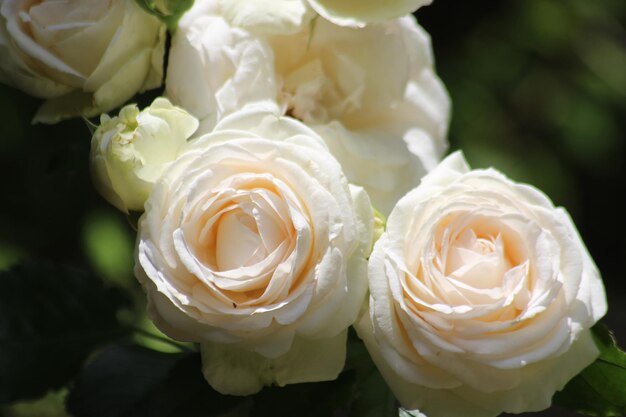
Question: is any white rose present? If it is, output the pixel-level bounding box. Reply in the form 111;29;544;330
217;0;434;29
306;0;433;27
165;0;277;134
218;0;314;34
90;97;198;213
135;108;373;395
356;151;607;417
0;0;165;123
167;4;450;214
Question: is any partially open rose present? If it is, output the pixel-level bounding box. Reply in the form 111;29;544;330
135;108;373;395
0;0;165;123
356;152;607;417
167;2;449;214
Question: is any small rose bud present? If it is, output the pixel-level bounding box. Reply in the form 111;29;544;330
90;97;199;213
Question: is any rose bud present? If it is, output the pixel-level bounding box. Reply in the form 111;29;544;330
90;97;198;213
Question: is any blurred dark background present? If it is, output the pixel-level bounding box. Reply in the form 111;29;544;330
0;0;624;416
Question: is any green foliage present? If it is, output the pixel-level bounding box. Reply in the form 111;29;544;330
82;211;135;289
66;331;399;417
0;262;130;405
345;330;398;417
553;325;626;416
249;371;356;417
66;345;240;417
425;0;626;210
134;0;195;32
0;241;23;271
130;315;194;354
3;390;71;417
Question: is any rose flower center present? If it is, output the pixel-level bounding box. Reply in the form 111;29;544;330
179;173;310;308
215;207;273;271
444;228;512;289
403;212;533;317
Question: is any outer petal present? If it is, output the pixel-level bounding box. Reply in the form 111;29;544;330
35;47;155;123
314;122;426;215
355;310;493;417
201;330;347;395
297;185;372;337
306;0;433;27
556;208;608;324
166;12;277;134
35;0;123;78
452;330;599;414
211;104;327;151
393;17;450;165
219;0;313;34
1;0;85;86
0;4;72;98
356;309;599;416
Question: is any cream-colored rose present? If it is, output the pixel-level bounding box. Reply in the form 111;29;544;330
167;3;449;214
219;0;314;34
165;0;277;134
216;0;433;29
90;97;198;213
356;151;607;417
306;0;433;27
135;108;373;395
0;0;165;123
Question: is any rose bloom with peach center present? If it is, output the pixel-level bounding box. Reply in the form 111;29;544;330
357;151;607;417
135;109;373;395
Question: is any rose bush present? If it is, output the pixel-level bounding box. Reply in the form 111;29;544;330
356;152;607;417
135;108;373;395
90;97;198;213
166;1;449;214
0;0;165;123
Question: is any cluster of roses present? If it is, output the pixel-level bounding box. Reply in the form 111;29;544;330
0;1;607;416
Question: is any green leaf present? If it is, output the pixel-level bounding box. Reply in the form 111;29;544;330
553;325;626;416
82;210;134;288
345;329;398;417
67;340;363;417
3;390;71;417
0;262;130;405
249;371;356;417
0;241;23;271
134;0;195;32
66;345;244;417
